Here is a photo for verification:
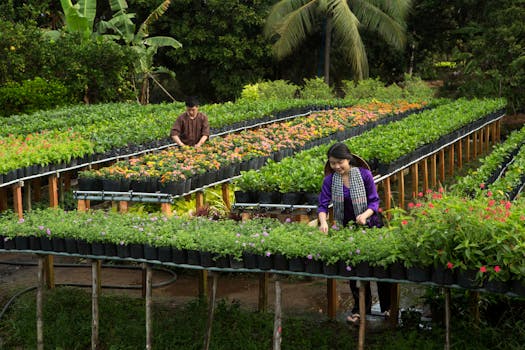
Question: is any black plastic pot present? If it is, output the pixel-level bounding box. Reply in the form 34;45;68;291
322;262;338;276
39;237;53;251
257;191;281;204
372;265;389;279
389;262;406;280
257;254;273;270
157;247;172;262
160;181;185;195
457;269;483;289
15;236;29;250
3;238;15;250
214;255;230;268
288;257;305;272
272;254;289;271
144;245;158;261
130;244;144;259
242;252;257;269
355;261;371;277
102;179;121;192
338;261;355;277
65;238;78;254
200;251;214;267
407;266;431;282
29;236;41;250
77;240;92;255
303;192;319;205
117;244;130;258
172;249;187;264
431;266;455;285
229;256;244;269
234;191;254;203
280;192;303;205
484;280;509;294
186;250;201;265
104;243;117;257
52;238;66;252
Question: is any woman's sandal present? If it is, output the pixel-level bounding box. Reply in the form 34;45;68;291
346;313;360;326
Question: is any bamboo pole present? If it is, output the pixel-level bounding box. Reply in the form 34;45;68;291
203;273;218;350
327;279;337;320
411;163;419;198
466;135;471;161
445;288;451;350
13;183;23;219
422;159;429;194
259;273;269;312
273;280;282;350
358;281;366;350
448;145;454;176
92;260;100;350
37;256;45;350
49;174;59;208
398;171;405;209
430;154;437;189
439;149;445;184
146;264;153;350
24;181;32;212
221;183;231;211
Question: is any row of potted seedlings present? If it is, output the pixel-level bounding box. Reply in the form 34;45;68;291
233;98;506;204
77;100;426;195
1;97;359;184
1;190;524;295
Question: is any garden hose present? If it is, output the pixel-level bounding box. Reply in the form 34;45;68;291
0;259;178;321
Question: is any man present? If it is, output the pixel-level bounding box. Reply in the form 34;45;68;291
170;97;210;147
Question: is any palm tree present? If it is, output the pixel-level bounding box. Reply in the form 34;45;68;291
264;0;412;84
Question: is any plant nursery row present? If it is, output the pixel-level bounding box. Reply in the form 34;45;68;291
75;100;426;195
1;189;524;295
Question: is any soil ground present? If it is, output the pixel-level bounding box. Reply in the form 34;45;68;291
0;253;428;326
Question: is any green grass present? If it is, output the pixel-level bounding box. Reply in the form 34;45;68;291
0;287;524;349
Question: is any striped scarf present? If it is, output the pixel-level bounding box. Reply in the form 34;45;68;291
331;167;368;226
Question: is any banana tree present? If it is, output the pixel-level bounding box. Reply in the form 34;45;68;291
60;0;97;42
98;0;182;104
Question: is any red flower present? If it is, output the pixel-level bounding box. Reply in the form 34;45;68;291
418;192;424;197
408;202;415;208
447;262;454;269
494;266;501;273
378;207;383;213
487;191;493;197
505;201;511;210
401;220;408;225
479;266;487;273
438;187;444;193
521;216;525;221
416;203;422;208
480;183;485;189
428;202;435;208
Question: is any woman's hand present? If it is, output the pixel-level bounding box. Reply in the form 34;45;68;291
319;221;329;234
356;209;374;225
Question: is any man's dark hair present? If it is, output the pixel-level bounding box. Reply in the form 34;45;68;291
185;96;199;107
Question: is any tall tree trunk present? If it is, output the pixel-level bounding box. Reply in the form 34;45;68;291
324;15;332;85
140;76;150;105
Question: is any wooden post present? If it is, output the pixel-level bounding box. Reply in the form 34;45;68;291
33;178;42;202
92;260;100;350
398;171;405;209
78;199;90;211
0;187;8;212
196;191;205;210
161;203;173;217
145;264;153;350
44;256;55;289
259;273;269;313
469;291;480;325
491;122;497;147
496;120;501;142
37;256;45;350
203;273;218;350
141;266;147;298
24;181;32;212
466;135;471;162
327;279;337;320
13;183;24;219
422;159;429;194
383;177;392;213
199;270;209;299
457;140;463;169
63;172;72;192
411;163;419;198
473;131;478;159
439;149;445;184
389;283;400;328
485;126;490;153
445;288;451;350
479;129;484;155
430;154;437;189
448;145;454;176
273;280;282;350
119;201;128;213
221;183;231;211
358;281;366;350
49;174;59;208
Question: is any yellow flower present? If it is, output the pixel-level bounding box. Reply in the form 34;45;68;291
10;46;16;51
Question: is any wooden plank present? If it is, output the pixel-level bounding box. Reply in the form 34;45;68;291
49;174;59;208
445;288;451;350
119;201;129;213
145;265;153;350
327;279;337;320
78;200;88;212
63;172;72;192
273;280;282;350
411;163;419;198
457;140;463;169
203;273;218;350
258;273;269;313
439;149;445;184
33;178;42;202
496;120;501;142
389;283;400;328
37;256;45;350
398;170;405;209
479;129;484;155
358;282;366;350
199;270;208;299
24;181;32;212
195;191;204;210
44;255;55;289
466;135;471;161
0;187;8;212
473;131;478;158
485;126;490;153
161;203;173;217
491;122;497;147
422;159;429;194
221;183;231;211
430;154;437;188
13;183;24;219
448;145;454;176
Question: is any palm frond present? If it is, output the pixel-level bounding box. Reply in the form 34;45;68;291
329;0;368;79
351;0;408;49
137;0;171;39
359;0;412;20
269;0;320;59
265;0;313;37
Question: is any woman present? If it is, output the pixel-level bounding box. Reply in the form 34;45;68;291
317;142;391;325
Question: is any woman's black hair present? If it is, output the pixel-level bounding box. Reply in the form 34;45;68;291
324;142;357;175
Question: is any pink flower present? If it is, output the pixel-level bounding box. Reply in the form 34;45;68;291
428;203;434;208
401;220;408;225
307;254;313;260
487;191;493;197
494;266;501;273
408;202;415;208
265;251;271;257
285;218;292;223
345;266;352;271
447;262;454;269
418;192;424;197
438;187;444;193
480;183;485;189
378;207;383;213
479;266;487;273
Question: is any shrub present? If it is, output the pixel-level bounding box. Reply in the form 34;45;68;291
240;80;298;101
0;78;73;117
400;74;435;100
342;78;385;99
300;77;334;99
